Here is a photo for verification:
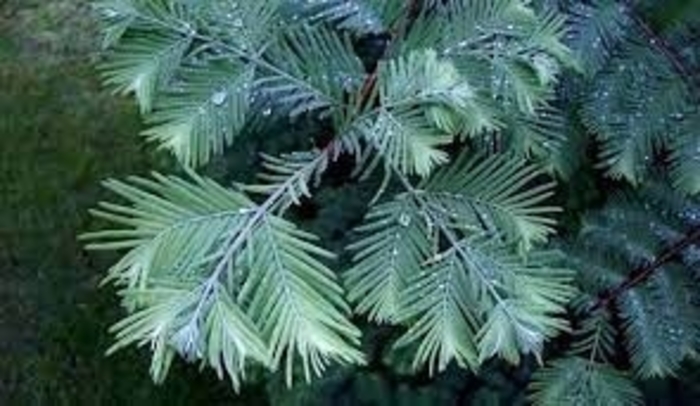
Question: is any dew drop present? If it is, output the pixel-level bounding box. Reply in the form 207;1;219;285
104;8;118;18
262;107;272;116
399;213;411;227
211;90;227;106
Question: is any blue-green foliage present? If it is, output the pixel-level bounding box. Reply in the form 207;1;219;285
530;185;700;405
81;0;700;403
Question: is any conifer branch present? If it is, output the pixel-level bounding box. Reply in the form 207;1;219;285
391;168;541;352
590;225;700;312
356;0;422;108
619;0;700;97
188;145;335;320
92;0;700;396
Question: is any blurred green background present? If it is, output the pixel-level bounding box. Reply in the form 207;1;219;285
0;1;258;403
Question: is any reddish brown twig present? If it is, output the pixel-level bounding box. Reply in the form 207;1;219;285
356;0;423;109
619;0;699;98
590;225;700;312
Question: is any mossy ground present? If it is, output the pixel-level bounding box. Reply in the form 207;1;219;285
0;1;259;403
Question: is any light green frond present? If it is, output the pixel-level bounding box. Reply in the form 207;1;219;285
378;49;497;137
418;153;560;250
345;198;431;323
105;283;270;389
142;63;255;166
96;0;198;36
525;8;574;65
203;0;283;51
394;248;480;374
243;215;364;385
529;357;642;406
205;286;271;390
96;0;211;113
243;148;331;211
149;332;176;384
503;105;569;176
426;0;572;113
434;0;519;49
285;0;385;34
95;0;139;48
107;286;197;383
498;60;552;115
356;107;452;178
82;171;253;287
83;169;363;387
97;0;290;163
394;235;574;372
379;49;473;109
101;30;192;113
257;25;366;117
570;307;617;363
107;286;200;355
477;299;549;364
466;246;574;364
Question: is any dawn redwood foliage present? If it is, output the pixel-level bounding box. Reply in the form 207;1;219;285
85;0;700;403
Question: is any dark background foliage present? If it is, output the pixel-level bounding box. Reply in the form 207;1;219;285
1;0;699;404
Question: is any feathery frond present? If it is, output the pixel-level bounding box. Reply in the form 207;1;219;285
428;0;574;113
354;107;452;178
143;63;256;166
83;168;363;387
258;25;366;117
393;241;481;374
581;35;695;186
102;30;192;113
344;151;570;372
618;270;699;378
418;153;559;250
284;0;385;34
570;305;617;363
563;0;633;75
669;109;700;194
379;49;498;138
394;235;574;372
84;0;700;399
242;147;332;211
351;49;496;178
502;105;569;175
529;357;642;406
242;214;364;384
345;197;430;323
558;189;700;380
